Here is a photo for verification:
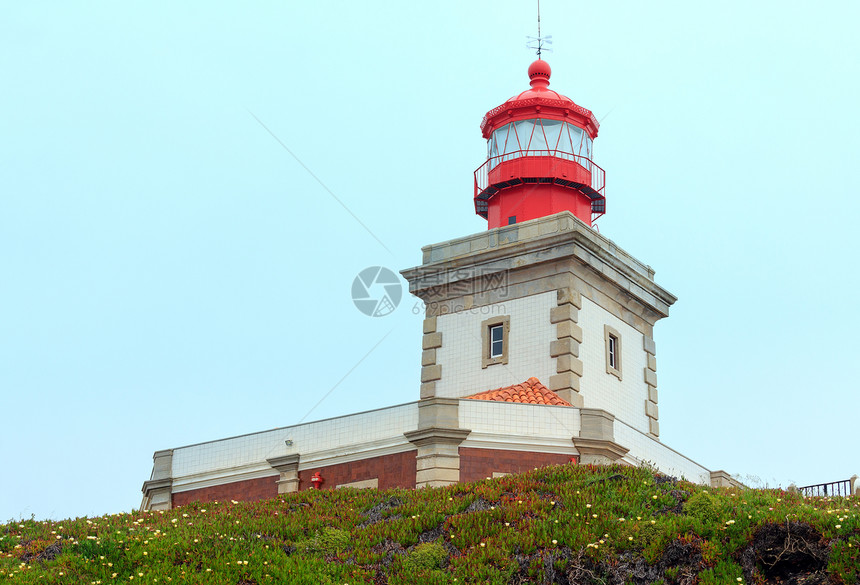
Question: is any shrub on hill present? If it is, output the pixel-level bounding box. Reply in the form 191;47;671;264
1;464;858;584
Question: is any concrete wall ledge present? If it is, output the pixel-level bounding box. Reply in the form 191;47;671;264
405;427;471;447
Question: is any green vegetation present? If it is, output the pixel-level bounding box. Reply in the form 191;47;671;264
2;464;858;583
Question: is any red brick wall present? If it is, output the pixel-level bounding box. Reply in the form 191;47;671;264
172;475;278;508
459;447;576;484
298;450;417;491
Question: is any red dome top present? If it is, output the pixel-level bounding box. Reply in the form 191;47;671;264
480;59;599;139
528;59;552;83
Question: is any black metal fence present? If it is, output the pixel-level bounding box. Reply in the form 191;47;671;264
798;479;854;497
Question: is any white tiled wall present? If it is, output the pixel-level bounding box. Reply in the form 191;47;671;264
615;420;710;484
579;296;649;433
435;292;556;398
172;403;418;480
460;399;580;438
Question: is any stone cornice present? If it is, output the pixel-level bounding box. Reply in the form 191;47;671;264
404;427;471;448
267;454;300;472
401;212;676;319
571;437;630;461
141;477;172;496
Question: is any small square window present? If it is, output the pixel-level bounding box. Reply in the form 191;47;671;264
604;324;622;380
508;216;517;225
482;315;510;368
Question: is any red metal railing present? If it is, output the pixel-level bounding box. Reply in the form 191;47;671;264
473;150;606;222
474;150;605;199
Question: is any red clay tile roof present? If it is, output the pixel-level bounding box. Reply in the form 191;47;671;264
465;377;572;406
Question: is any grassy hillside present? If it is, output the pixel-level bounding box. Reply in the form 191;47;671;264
2;464;858;584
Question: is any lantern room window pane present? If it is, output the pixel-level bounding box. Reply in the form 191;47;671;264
567;123;583;155
514;120;534;151
487;119;593;170
530;120;550;153
542;119;563;152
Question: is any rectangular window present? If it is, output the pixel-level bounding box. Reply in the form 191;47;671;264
489;324;504;357
481;315;510;368
608;335;618;369
508;216;517;225
604;324;622;380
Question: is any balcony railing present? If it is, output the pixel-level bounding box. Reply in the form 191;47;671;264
474;150;606;222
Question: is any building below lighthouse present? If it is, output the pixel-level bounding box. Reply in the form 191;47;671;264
141;60;741;511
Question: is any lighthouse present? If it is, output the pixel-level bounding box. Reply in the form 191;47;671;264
141;54;741;512
402;57;678;486
474;59;606;228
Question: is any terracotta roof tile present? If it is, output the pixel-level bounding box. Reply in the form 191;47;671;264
465;377;572;407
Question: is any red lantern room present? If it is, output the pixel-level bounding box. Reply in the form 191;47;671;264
474;59;606;228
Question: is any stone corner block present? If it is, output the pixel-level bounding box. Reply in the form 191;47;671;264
550;304;578;324
557;321;583;343
643;336;657;356
645;400;659;420
555;388;584;408
709;470;744;489
421;364;442;383
644;368;658;388
423;317;437;334
549;372;580;393
419;382;436;399
579;408;616;442
415;397;461;429
550;338;579;358
557;288;582;309
556;355;584;376
421;348;437;367
648;418;660;437
422;332;443;350
647;353;657;372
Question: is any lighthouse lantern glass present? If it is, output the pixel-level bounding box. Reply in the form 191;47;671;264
488;120;594;170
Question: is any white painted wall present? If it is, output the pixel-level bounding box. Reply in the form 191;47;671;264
171;403;418;483
615;420;711;484
460;399;580;439
579;296;650;433
435;291;556;398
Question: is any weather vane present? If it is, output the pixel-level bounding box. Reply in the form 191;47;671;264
526;0;552;58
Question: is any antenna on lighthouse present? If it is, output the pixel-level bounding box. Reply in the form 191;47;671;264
526;0;552;58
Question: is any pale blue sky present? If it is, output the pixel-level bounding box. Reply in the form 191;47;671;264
2;1;858;521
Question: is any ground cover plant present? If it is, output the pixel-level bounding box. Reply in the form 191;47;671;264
2;464;858;583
